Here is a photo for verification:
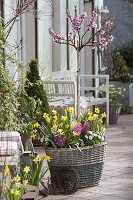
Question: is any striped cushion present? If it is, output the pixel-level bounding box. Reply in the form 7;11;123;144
0;141;18;156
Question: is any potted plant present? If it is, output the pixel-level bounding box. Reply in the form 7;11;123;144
100;84;125;124
1;153;50;200
21;152;50;199
17;59;50;147
34;107;107;194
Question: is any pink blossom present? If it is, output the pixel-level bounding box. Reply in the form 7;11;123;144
99;38;108;47
87;11;97;30
71;12;87;32
104;21;113;31
107;35;114;43
73;123;82;135
48;28;66;44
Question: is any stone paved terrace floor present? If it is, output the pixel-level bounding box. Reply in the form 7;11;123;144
37;114;133;200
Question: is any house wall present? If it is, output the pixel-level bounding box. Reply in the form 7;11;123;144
104;0;133;48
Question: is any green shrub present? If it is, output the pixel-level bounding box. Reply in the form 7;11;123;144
0;67;18;130
25;59;50;117
112;52;128;77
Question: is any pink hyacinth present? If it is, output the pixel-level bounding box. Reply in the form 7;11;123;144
53;134;67;148
73;123;82;136
81;123;90;133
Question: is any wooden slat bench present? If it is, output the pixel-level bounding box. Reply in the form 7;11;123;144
44;71;109;126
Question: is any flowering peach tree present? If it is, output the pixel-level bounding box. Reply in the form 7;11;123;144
49;7;113;118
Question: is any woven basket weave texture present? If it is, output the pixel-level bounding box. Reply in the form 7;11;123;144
46;142;107;188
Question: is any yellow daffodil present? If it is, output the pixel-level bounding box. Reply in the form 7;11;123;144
40;153;46;159
99;118;103;124
14;175;21;182
33;122;40;128
43;113;50;123
93;114;98;120
95;107;100;114
30;133;36;140
30;152;35;158
58;128;63;135
10;189;15;194
88;116;93;121
33;157;39;164
52;124;57;131
45;155;51;162
23;179;29;185
80;113;83;118
3;183;7;190
65;124;69;128
73;131;78;137
66;107;74;114
59;123;63;128
52;109;57;115
101;112;106;118
15;181;21;188
61;116;67;121
13;189;21;196
23;166;30;174
4;166;10;177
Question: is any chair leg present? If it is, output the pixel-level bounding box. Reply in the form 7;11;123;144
106;101;109;126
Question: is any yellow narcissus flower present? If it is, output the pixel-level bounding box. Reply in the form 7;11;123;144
23;166;30;174
74;120;78;125
13;189;21;196
33;122;40;128
14;175;21;182
33;157;39;164
95;107;100;114
80;113;83;118
61;116;67;121
43;113;50;123
15;181;21;188
99;118;103;124
45;155;51;162
65;124;69;128
23;179;28;185
59;123;63;128
93;114;98;120
53;124;57;131
4;166;10;176
40;153;46;159
88;116;93;121
66;107;74;114
30;152;35;158
58;129;63;135
101;112;106;118
3;183;7;190
30;133;36;140
73;131;78;137
52;109;57;115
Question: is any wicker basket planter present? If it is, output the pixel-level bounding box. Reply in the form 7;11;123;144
109;104;122;124
45;142;107;192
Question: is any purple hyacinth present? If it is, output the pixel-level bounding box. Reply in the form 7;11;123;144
73;123;82;136
81;123;90;134
53;134;67;148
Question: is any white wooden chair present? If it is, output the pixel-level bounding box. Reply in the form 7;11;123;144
44;70;109;126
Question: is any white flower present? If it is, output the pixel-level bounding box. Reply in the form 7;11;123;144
88;131;93;135
89;135;93;140
85;135;88;139
93;133;97;137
